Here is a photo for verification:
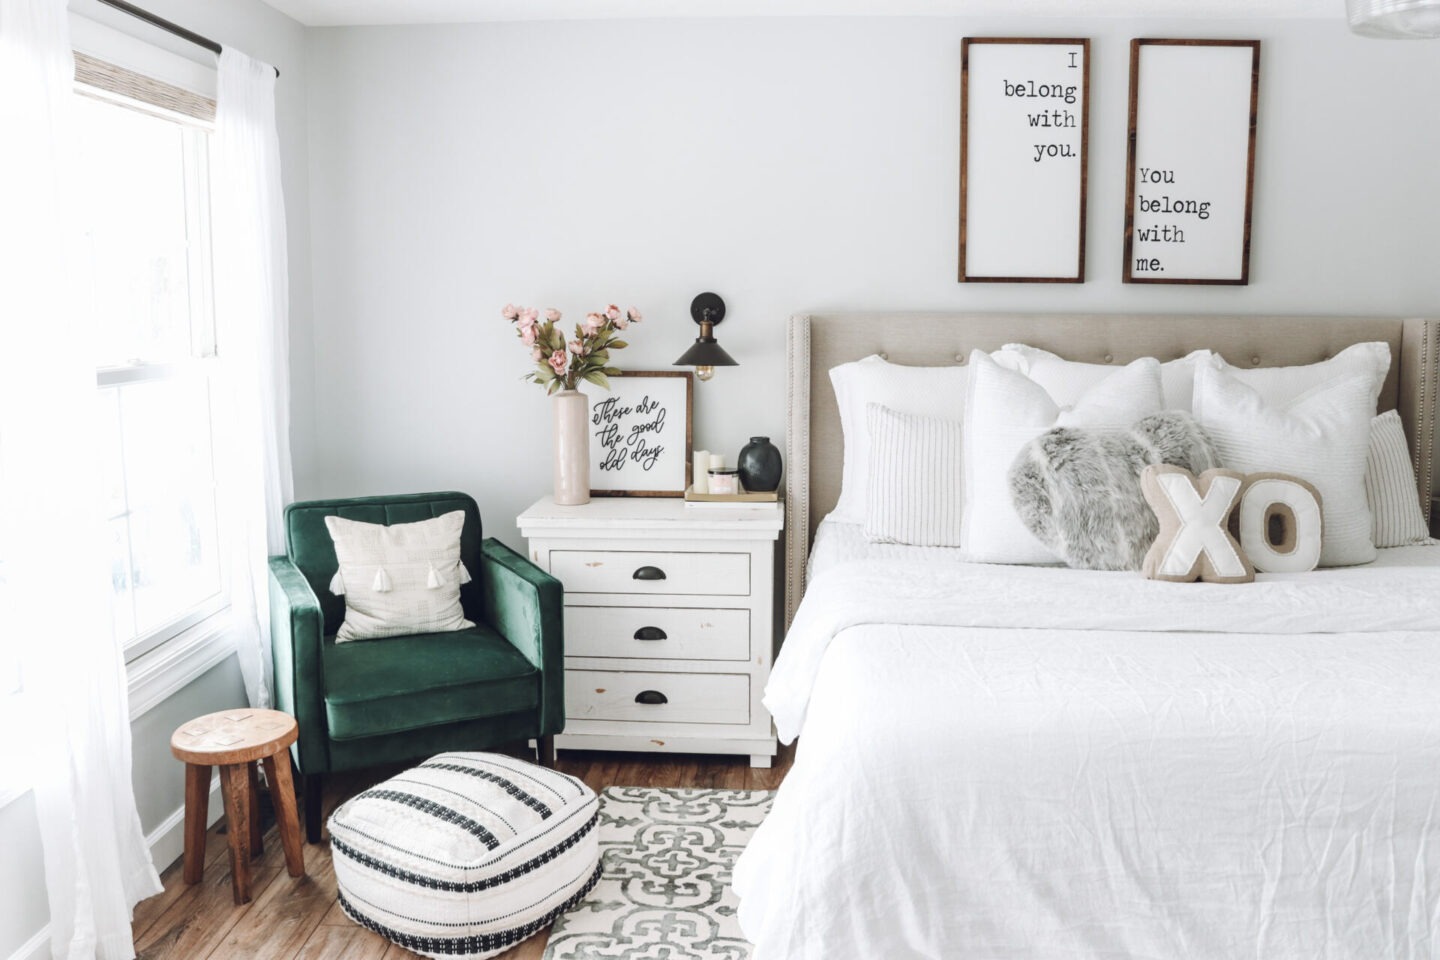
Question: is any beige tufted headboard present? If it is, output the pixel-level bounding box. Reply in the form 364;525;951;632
784;312;1440;627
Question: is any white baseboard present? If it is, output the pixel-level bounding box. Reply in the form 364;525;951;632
7;926;49;960
146;772;224;876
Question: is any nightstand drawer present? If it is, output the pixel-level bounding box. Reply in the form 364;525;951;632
550;550;749;596
565;606;750;661
565;670;750;725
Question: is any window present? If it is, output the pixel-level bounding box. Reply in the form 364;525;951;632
71;74;226;663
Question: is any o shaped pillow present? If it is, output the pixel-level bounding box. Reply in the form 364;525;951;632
1236;473;1323;573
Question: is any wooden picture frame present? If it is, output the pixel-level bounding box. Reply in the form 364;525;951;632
579;370;693;497
959;37;1090;283
1123;39;1261;285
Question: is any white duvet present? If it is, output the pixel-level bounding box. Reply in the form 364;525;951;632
735;527;1440;960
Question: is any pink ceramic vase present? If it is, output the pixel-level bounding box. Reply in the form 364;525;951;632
552;389;590;505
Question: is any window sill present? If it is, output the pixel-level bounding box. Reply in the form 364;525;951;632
127;609;238;720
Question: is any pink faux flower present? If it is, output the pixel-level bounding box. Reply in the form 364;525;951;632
626;306;642;323
522;306;539;325
548;349;568;375
568;339;586;355
502;303;519;320
517;311;538;333
545;308;562;322
520;325;537;345
613;314;629;330
531;346;544;361
582;313;604;335
605;304;622;321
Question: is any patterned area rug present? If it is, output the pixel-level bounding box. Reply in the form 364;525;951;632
542;787;773;960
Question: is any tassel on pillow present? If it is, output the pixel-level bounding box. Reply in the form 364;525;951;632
372;567;393;593
329;570;346;596
427;563;446;589
458;562;472;585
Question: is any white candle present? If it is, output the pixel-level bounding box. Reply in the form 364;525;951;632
692;450;709;493
709;453;725;471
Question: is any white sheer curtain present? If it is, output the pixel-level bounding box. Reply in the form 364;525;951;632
213;47;295;710
0;0;162;958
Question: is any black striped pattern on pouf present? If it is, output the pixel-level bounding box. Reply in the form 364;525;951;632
329;752;601;959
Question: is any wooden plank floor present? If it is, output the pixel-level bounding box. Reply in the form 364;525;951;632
133;744;794;960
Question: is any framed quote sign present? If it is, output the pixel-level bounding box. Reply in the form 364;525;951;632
960;37;1090;283
579;370;693;497
1124;39;1261;284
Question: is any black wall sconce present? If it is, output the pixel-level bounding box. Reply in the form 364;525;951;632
673;292;738;382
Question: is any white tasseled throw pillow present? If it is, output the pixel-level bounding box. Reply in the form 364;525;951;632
325;510;475;642
864;404;965;547
330;752;601;959
1367;410;1431;547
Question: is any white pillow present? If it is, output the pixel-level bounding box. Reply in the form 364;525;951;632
993;344;1212;412
829;355;968;523
864;404;965;547
1367;410;1431;547
1212;341;1390;409
1193;358;1376;567
961;351;1165;564
325;510;475;642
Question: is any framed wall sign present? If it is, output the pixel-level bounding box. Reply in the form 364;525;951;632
1124;39;1261;284
579;370;693;497
959;37;1090;283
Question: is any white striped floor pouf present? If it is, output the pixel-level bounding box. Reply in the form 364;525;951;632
330;752;601;959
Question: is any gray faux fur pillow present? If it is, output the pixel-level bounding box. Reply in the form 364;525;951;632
1008;412;1221;571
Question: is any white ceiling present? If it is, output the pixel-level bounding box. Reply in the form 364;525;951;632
260;0;1343;27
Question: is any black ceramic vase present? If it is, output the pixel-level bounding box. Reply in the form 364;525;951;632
737;436;782;492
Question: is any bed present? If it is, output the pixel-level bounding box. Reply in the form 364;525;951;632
733;313;1440;960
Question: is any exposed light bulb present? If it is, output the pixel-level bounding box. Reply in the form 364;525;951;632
695;365;715;382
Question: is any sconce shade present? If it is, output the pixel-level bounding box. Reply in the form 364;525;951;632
674;338;739;368
1348;0;1440;36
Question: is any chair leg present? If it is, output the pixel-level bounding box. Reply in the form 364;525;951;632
538;735;556;769
304;773;324;844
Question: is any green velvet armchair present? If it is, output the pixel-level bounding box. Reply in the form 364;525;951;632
268;491;564;842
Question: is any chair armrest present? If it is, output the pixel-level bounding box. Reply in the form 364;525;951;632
268;556;329;774
479;538;564;735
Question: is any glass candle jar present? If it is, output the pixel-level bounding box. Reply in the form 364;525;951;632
707;468;740;495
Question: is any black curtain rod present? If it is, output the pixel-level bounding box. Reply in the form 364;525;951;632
95;0;279;78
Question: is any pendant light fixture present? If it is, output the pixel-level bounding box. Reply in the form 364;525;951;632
1348;0;1440;37
673;292;738;382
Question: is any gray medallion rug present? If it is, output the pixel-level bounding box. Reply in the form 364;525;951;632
542;787;774;960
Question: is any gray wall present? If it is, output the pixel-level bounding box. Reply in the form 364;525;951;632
0;1;309;956
304;16;1440;549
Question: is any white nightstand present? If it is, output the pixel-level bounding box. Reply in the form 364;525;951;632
518;495;784;768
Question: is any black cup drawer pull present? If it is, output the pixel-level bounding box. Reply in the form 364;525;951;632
634;626;668;641
632;565;667;581
634;690;669;705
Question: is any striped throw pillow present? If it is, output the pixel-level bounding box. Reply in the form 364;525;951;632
864;404;965;547
1367;410;1431;547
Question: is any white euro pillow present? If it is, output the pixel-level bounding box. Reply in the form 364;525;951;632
993;344;1212;412
1211;341;1390;409
325;510;475;641
1193;358;1377;567
961;351;1164;564
829;355;968;523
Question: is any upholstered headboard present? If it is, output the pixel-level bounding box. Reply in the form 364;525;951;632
784;312;1440;626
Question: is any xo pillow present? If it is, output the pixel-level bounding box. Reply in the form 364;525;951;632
1192;357;1377;567
326;510;475;642
992;344;1213;412
829;355;968;523
961;350;1164;564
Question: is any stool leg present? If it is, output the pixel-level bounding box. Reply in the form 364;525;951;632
303;773;324;844
262;753;306;878
182;763;210;885
219;764;253;905
246;761;264;858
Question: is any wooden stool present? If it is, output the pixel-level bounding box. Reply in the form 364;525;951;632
170;708;306;904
